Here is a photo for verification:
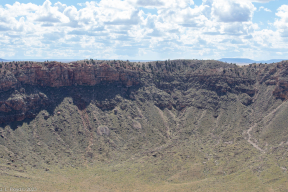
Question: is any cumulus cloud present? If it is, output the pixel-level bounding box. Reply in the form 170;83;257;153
248;0;273;2
33;0;69;23
129;0;194;9
43;32;64;41
54;2;67;12
0;0;286;60
274;5;288;37
0;25;10;31
104;10;142;25
211;0;256;22
259;6;272;12
136;0;164;7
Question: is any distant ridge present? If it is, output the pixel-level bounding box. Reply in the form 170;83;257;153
0;58;8;62
219;58;255;63
219;58;286;64
262;59;286;63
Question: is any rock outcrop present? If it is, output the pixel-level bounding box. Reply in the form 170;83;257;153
0;60;288;124
0;62;140;92
0;91;49;124
0;61;141;124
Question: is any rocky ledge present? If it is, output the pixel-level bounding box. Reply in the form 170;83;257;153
0;59;287;124
0;61;140;124
0;61;140;92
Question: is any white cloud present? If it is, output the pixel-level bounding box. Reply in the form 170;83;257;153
0;0;286;60
0;52;15;58
128;0;194;9
248;0;273;2
274;5;288;37
259;6;272;12
104;10;142;25
4;2;38;17
33;0;69;23
55;2;67;12
211;0;256;22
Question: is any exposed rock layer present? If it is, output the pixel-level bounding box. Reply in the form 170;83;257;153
0;62;140;92
0;60;288;124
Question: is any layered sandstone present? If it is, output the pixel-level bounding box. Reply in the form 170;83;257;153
0;62;140;92
0;60;288;124
0;61;141;124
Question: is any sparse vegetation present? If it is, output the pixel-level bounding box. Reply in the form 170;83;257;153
0;59;288;191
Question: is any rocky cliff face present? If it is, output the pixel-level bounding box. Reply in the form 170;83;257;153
0;60;288;125
0;61;140;124
0;61;140;92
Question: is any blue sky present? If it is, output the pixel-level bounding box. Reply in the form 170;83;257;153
0;0;287;60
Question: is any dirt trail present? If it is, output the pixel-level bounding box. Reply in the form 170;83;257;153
247;123;265;153
247;101;288;153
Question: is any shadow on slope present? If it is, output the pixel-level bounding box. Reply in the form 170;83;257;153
0;82;141;130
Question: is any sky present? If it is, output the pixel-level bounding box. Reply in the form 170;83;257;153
0;0;287;60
